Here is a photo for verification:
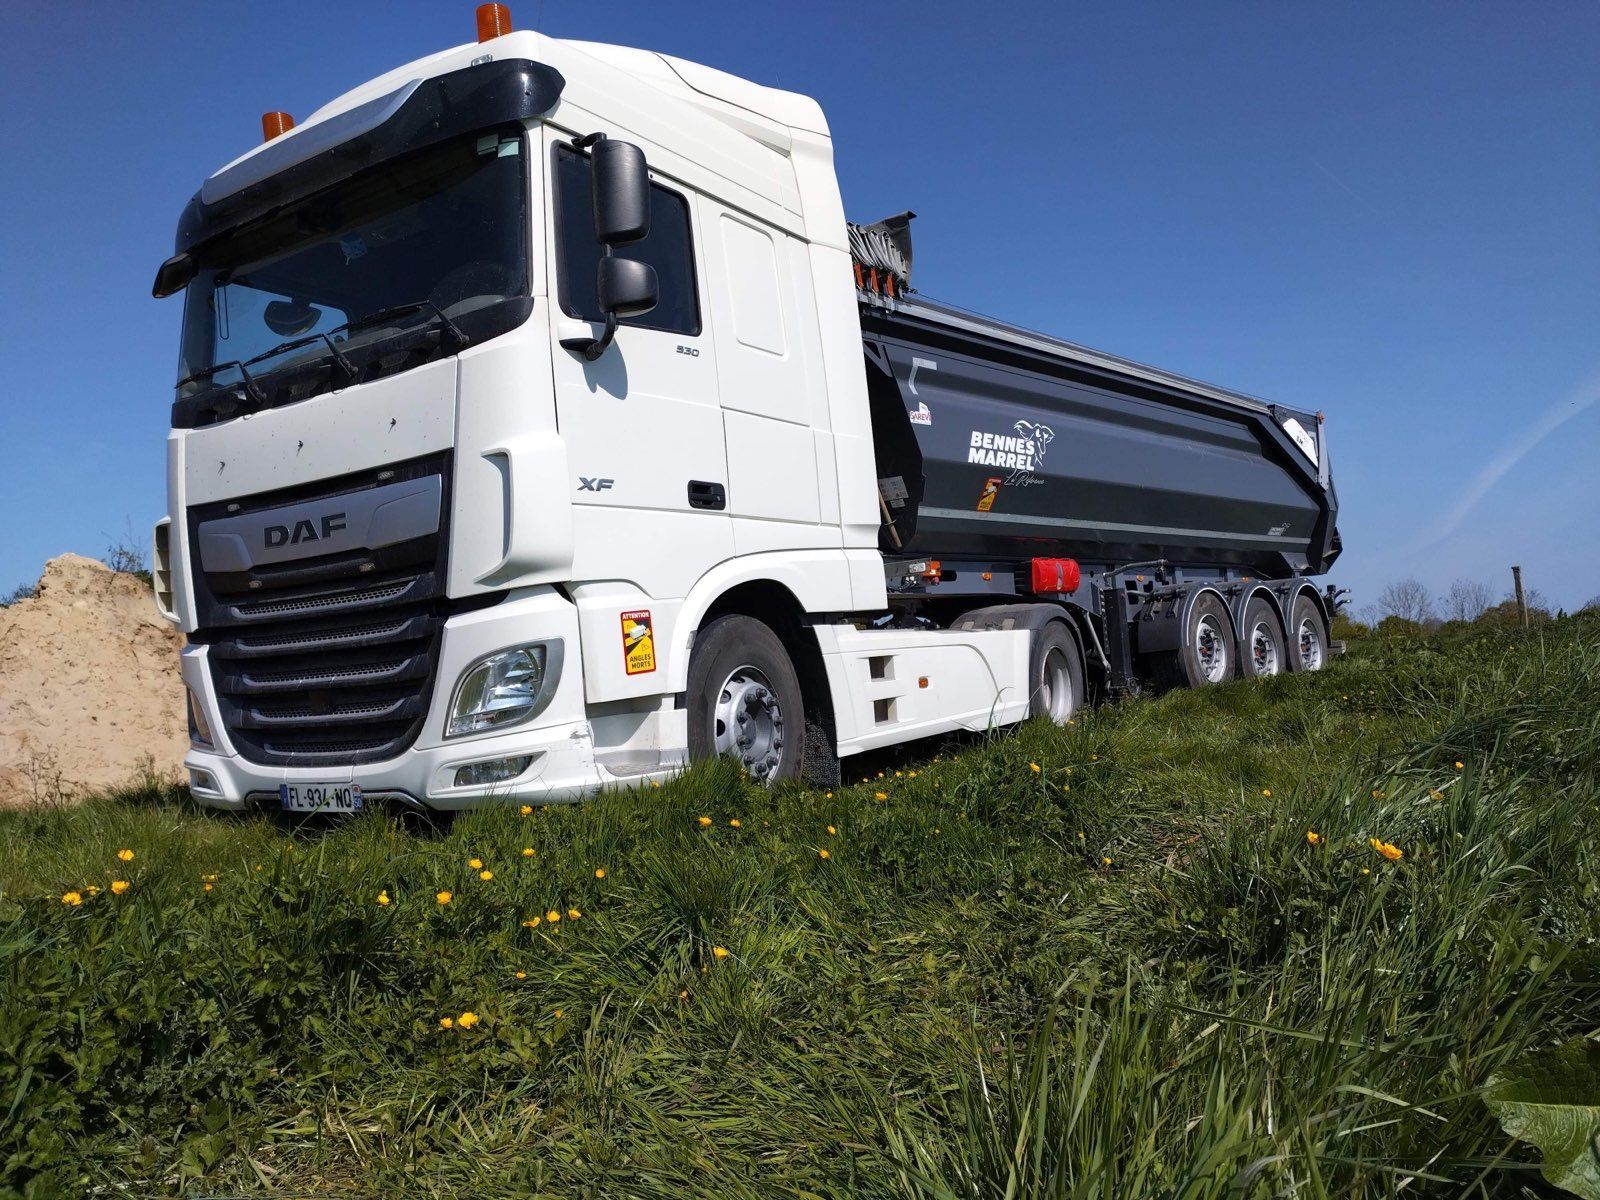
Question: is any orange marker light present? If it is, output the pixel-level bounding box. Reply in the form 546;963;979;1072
261;111;294;141
476;2;512;41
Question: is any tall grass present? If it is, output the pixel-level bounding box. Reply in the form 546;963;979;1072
1;617;1596;1197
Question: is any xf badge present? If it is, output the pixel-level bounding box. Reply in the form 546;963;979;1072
578;477;615;492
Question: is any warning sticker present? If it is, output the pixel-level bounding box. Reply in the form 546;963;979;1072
976;477;1002;512
621;610;656;675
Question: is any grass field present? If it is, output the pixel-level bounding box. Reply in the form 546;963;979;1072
3;617;1598;1198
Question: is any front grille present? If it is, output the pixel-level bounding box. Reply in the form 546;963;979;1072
187;454;452;767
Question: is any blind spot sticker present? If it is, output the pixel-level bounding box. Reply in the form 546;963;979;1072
976;477;1002;512
621;610;656;675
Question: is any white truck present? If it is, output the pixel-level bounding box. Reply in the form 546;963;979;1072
152;5;1340;814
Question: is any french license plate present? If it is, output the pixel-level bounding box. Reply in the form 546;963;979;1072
279;783;364;814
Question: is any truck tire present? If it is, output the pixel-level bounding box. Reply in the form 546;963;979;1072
1029;621;1085;725
1287;595;1329;672
686;615;806;783
1237;597;1287;678
1152;591;1235;689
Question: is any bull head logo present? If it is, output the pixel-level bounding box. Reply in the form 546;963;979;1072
1014;420;1056;463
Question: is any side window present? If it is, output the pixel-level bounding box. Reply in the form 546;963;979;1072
555;144;700;335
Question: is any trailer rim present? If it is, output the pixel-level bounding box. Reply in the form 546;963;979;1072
1195;613;1231;683
1295;615;1326;672
1249;617;1282;676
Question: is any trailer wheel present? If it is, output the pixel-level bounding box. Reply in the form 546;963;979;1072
686;615;806;783
1154;592;1235;689
1238;598;1287;678
1029;621;1085;725
1288;595;1328;673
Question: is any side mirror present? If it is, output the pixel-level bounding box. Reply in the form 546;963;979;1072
560;134;658;361
596;256;658;320
591;139;650;247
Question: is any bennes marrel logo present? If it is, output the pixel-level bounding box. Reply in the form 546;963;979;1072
968;420;1055;470
264;512;348;548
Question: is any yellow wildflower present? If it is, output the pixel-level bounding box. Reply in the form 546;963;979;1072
203;883;214;893
86;886;100;896
522;917;541;928
874;791;888;801
825;791;833;799
818;848;830;860
457;1011;479;1029
1262;789;1272;798
436;890;453;905
1361;867;1371;876
729;818;742;829
439;1016;454;1029
1369;838;1404;862
61;891;83;906
376;890;391;905
1306;831;1321;846
522;847;535;857
514;970;526;980
826;825;836;835
1102;856;1113;867
468;858;483;870
111;880;130;895
697;816;712;827
594;868;605;879
1029;762;1041;774
202;873;218;883
117;849;134;862
1454;761;1464;771
712;946;730;960
554;1008;564;1018
479;869;494;881
567;908;582;921
520;805;533;815
546;909;561;923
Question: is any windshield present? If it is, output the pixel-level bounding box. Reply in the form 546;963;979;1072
175;129;529;424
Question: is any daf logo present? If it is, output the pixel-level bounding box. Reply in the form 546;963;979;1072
264;512;348;548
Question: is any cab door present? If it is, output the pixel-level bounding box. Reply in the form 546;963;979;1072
543;126;730;591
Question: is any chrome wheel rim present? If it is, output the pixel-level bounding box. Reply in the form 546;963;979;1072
1195;614;1229;683
1297;618;1325;671
1039;644;1076;723
1250;620;1281;676
711;664;785;780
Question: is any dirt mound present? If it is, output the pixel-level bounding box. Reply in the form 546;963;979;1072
0;554;188;805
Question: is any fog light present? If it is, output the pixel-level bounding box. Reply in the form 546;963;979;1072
446;641;562;737
189;768;219;793
454;756;533;787
188;688;214;748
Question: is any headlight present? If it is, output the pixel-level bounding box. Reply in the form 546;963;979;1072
188;687;214;748
446;641;562;738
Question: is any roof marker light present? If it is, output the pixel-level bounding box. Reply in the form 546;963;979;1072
261;111;294;141
476;3;512;41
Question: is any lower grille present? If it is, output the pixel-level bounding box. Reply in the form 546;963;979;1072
188;455;451;767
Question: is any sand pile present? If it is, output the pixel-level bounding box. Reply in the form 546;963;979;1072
0;554;188;805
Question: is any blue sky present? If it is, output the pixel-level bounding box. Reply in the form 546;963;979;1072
2;1;1597;611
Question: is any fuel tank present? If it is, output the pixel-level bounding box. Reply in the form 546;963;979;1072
860;295;1340;578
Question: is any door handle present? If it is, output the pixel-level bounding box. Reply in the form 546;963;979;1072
687;480;726;510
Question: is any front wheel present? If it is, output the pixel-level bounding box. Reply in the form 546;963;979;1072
686;615;807;783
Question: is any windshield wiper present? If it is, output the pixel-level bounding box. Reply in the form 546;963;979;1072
243;331;359;385
336;300;469;351
175;359;267;406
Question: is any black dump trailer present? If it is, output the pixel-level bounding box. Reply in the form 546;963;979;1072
850;214;1343;695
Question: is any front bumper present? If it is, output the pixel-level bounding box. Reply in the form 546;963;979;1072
182;585;658;811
